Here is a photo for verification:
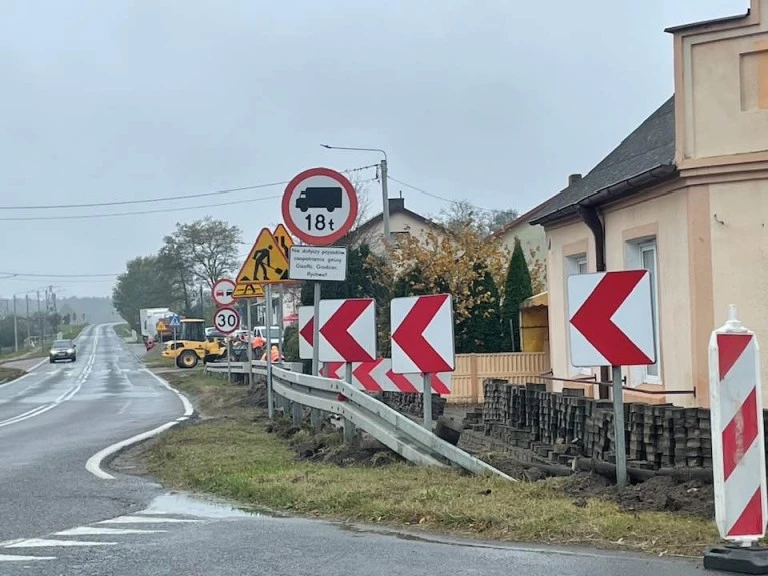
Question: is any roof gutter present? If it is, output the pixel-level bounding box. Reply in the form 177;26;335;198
530;164;678;227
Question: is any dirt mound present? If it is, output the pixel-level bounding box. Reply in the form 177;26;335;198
614;475;714;517
266;417;402;468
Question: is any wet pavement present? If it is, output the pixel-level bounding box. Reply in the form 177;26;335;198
0;325;721;575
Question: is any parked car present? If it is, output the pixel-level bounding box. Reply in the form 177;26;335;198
50;339;76;363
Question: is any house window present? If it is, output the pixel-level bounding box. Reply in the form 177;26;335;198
566;253;590;376
566;253;588;276
626;237;661;384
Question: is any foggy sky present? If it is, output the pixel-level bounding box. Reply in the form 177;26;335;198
0;0;747;298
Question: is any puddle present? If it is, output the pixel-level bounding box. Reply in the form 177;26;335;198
144;492;275;519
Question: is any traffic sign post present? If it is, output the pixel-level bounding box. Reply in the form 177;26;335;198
704;305;768;573
212;278;236;307
281;168;356;429
265;284;275;418
169;314;181;343
391;294;455;429
567;270;656;488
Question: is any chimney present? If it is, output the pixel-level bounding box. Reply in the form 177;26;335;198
568;173;582;186
388;197;405;212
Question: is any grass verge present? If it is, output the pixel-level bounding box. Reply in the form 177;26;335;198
114;323;132;338
143;344;175;369
0;367;24;386
60;323;87;340
140;372;720;558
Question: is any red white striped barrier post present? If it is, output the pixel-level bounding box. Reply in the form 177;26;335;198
705;305;768;574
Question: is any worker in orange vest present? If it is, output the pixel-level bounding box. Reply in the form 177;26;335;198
260;344;281;362
251;334;266;352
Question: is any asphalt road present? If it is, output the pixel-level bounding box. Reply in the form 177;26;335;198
0;325;719;575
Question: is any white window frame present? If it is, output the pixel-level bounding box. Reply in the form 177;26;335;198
626;237;661;385
565;253;591;377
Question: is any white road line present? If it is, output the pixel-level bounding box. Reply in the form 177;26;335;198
98;516;201;524
142;369;194;416
85;368;194;480
5;538;116;548
0;328;100;429
55;527;166;536
85;421;179;479
0;553;55;561
117;400;132;415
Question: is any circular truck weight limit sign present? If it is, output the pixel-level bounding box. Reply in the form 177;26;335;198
212;278;236;307
281;167;358;245
213;306;240;335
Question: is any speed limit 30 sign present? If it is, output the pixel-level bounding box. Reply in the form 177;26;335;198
213;306;241;335
281;167;358;246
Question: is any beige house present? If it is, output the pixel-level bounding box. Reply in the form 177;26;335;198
491;198;554;294
530;0;768;408
347;197;446;255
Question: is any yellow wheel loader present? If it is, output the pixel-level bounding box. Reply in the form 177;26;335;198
161;318;227;369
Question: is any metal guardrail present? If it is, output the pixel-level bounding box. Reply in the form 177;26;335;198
205;360;513;480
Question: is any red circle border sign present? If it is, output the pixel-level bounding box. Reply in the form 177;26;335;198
212;278;236;307
213;305;240;335
281;167;359;245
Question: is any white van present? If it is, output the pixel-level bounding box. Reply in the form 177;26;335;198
252;326;281;345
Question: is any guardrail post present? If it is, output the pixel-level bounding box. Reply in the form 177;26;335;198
310;408;323;430
343;362;357;444
291;402;302;425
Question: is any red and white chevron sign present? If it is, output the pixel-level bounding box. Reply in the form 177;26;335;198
320;358;451;394
709;308;767;543
318;298;376;362
391;294;455;374
298;306;314;360
568;270;656;367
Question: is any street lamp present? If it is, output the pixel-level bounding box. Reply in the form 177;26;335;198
320;144;390;246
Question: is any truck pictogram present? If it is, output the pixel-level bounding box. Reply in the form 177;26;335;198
295;187;343;212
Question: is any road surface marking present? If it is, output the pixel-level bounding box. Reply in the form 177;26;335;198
142;369;194;416
0;553;55;561
5;538;116;548
0;329;100;429
55;527;167;536
117;400;132;415
98;516;201;524
85;369;194;480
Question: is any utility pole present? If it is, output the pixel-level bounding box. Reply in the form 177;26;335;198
380;157;390;247
37;290;43;347
25;294;30;343
13;295;18;352
320;144;391;247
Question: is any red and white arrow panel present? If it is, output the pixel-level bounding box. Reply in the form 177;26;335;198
321;358;451;394
391;294;455;374
298;306;314;360
318;298;376;363
568;270;656;367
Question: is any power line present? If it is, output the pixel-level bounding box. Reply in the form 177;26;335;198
0;164;376;212
0;194;282;221
387;175;500;213
0;181;289;211
0;271;119;278
0;175;379;221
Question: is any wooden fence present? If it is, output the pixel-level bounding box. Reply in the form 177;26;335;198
447;352;550;404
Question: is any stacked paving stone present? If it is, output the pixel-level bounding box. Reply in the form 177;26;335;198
478;379;727;470
376;392;446;419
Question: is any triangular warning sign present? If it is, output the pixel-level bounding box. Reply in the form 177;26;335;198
272;223;294;261
232;282;264;299
236;228;290;284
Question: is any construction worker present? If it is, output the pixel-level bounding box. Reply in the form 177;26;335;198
251;334;266;356
260;344;281;362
